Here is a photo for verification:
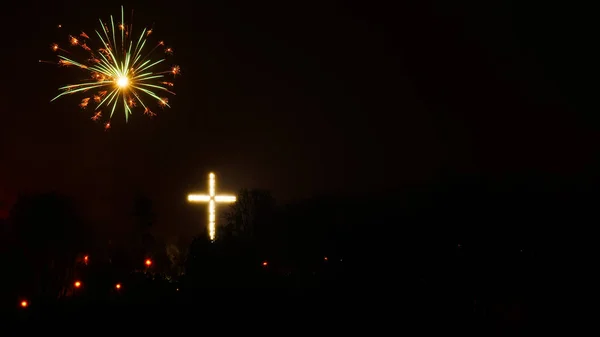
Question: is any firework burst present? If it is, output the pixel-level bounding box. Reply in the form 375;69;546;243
41;6;180;130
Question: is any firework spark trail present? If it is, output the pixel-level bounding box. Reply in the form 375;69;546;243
41;6;180;130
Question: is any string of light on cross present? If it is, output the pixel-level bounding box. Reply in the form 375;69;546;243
187;173;236;241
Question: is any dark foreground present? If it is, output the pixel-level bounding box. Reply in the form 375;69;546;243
5;276;544;335
2;239;564;334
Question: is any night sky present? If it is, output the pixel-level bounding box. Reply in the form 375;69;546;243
0;1;596;237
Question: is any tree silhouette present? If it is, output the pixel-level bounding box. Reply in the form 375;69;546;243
132;194;156;257
133;194;155;231
224;188;276;239
279;197;346;266
166;243;186;276
6;192;87;299
131;194;171;275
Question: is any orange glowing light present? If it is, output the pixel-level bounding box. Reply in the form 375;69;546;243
20;300;28;308
74;281;82;288
145;259;152;267
262;261;268;267
115;283;121;290
324;256;328;261
84;255;89;263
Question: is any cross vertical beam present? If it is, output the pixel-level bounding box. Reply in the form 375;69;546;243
187;172;236;241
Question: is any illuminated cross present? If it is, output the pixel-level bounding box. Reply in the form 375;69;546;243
187;172;237;241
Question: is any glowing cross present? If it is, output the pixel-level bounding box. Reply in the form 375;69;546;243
187;172;237;241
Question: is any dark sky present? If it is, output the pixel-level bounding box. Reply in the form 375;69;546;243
0;1;597;236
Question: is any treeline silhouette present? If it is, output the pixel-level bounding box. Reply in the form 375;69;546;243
0;174;591;329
